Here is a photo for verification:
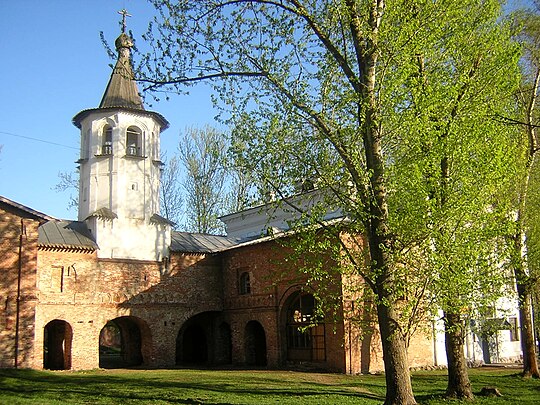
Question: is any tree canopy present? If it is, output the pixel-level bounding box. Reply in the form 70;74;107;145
140;1;522;403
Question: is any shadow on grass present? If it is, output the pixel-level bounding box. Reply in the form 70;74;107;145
0;369;385;404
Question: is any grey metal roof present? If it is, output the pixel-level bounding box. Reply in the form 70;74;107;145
170;231;242;253
38;220;97;251
150;213;175;227
86;207;118;220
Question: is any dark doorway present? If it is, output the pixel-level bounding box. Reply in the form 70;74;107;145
245;320;267;366
99;317;144;368
43;320;72;370
481;336;492;364
182;324;208;364
176;312;223;366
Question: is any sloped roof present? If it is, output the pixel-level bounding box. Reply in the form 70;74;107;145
85;207;118;220
72;32;169;130
0;195;55;222
170;231;242;254
150;213;175;227
99;33;144;110
38;220;97;252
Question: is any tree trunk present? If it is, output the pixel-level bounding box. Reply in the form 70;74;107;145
516;63;540;379
376;298;417;405
368;218;416;404
444;311;473;399
515;271;540;378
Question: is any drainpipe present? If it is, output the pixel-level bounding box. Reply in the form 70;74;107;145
14;219;25;368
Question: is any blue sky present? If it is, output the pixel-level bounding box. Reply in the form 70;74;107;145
0;0;535;220
0;0;218;219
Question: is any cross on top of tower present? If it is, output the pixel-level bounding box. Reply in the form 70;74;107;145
118;9;132;33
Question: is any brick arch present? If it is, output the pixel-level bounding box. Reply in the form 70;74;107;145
175;311;224;366
279;289;326;365
244;320;267;366
43;319;72;370
99;316;152;368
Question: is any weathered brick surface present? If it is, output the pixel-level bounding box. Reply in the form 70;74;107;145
0;205;41;368
222;239;352;372
2;208;434;373
32;248;223;369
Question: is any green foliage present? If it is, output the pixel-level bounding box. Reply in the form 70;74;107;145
141;0;523;399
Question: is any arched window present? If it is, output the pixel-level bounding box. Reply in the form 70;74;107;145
239;272;251;295
285;292;325;362
102;125;113;155
126;126;142;156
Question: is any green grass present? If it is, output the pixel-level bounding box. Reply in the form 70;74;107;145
0;367;538;404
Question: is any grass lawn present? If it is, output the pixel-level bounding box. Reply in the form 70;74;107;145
0;367;538;404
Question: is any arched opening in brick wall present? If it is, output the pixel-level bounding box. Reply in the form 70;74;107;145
176;311;228;366
282;291;326;364
43;320;72;370
99;316;150;369
244;320;267;366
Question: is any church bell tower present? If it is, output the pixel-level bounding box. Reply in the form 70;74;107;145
72;11;171;261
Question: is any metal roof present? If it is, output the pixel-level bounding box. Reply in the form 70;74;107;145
100;33;144;110
170;231;243;253
86;207;118;220
38;220;97;251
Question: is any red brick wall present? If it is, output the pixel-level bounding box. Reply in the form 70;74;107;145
0;206;41;368
6;217;435;372
222;238;349;372
33;249;223;369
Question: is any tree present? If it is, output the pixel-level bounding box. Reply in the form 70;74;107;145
395;6;521;397
141;1;520;403
53;170;79;212
160;154;183;228
509;4;540;379
178;125;227;234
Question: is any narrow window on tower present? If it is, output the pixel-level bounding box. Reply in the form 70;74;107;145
126;126;142;156
102;125;113;155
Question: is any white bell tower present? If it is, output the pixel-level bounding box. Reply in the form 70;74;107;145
73;14;172;261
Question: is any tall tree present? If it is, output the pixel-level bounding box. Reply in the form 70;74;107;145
141;1;520;403
509;4;540;379
397;6;521;397
179;125;227;234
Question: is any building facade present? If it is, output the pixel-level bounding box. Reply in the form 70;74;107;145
0;25;522;373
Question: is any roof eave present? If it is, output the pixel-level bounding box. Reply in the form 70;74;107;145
72;107;170;131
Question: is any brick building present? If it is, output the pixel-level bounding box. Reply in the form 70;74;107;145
0;26;444;374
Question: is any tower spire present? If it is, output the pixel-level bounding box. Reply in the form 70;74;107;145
97;10;143;110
